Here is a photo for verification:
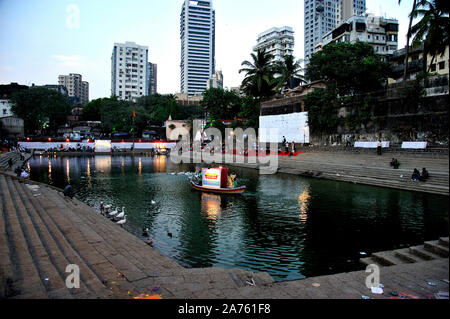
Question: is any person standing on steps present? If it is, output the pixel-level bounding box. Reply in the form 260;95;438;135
377;140;382;156
64;184;75;199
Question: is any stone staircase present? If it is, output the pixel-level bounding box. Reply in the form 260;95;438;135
0;173;274;299
0;152;21;171
277;154;449;196
360;237;449;268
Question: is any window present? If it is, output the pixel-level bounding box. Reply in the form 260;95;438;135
439;61;445;70
430;64;436;72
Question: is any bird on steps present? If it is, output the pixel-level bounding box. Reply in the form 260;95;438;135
142;228;150;237
116;206;126;219
116;215;127;227
108;207;118;217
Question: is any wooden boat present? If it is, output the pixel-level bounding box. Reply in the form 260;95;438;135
190;181;246;194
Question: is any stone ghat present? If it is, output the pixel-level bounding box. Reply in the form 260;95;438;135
0;172;448;299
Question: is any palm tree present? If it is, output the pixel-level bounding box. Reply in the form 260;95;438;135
273;54;306;92
239;49;276;100
398;0;418;81
410;0;449;72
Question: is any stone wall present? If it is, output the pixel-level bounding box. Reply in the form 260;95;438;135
310;76;449;147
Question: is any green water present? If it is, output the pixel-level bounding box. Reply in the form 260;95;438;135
27;154;449;281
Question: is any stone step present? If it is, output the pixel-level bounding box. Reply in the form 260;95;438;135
371;251;407;266
439;237;449;247
409;245;445;261
9;180;76;298
0;175;49;298
424;240;449;258
394;248;422;263
15;180;107;298
359;257;383;268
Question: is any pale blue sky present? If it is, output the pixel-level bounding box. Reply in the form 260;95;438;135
0;0;414;100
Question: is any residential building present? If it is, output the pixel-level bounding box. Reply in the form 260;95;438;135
206;71;223;89
253;26;295;62
304;0;366;63
58;73;89;105
388;43;425;83
322;14;399;61
147;62;158;95
0;83;28;119
111;41;149;102
180;0;216;96
174;93;203;106
0;116;24;138
427;45;449;76
37;84;69;96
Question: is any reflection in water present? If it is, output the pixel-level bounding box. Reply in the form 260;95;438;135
298;186;311;223
48;160;52;184
153;156;166;173
201;193;222;222
26;155;449;281
138;157;142;176
66;159;70;184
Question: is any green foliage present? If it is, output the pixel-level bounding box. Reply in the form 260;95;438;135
306;42;388;96
201;88;242;122
410;0;449;72
305;89;340;134
273;54;305;91
238;96;260;129
239;49;276;100
10;87;71;134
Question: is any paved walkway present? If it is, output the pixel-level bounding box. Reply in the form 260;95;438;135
0;172;448;299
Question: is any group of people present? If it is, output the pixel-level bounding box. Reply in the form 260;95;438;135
47;144;94;153
14;166;29;179
412;168;429;182
282;136;296;156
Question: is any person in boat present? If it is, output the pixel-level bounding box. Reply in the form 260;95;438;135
233;176;238;188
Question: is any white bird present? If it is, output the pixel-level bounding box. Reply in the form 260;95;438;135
116;206;126;219
108;207;118;217
151;200;156;205
104;204;111;213
117;215;127;226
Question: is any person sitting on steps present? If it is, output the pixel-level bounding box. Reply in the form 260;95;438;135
411;168;420;182
390;158;400;169
419;168;429;182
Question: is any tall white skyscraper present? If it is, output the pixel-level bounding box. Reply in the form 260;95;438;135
304;0;366;63
111;42;148;102
254;26;295;63
180;0;216;96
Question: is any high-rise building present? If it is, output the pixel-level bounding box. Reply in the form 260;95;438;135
253;26;295;62
111;41;148;102
206;71;223;89
304;0;366;63
58;73;89;105
322;14;399;61
147;62;157;95
180;0;216;96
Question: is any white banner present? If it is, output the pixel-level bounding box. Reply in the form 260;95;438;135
259;112;309;143
401;142;427;149
354;141;390;148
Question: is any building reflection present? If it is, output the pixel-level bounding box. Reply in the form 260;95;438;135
201;193;222;222
138;157;142;176
94;156;111;174
153;155;166;173
298;186;311;224
48;160;52;184
66;159;70;184
86;158;92;187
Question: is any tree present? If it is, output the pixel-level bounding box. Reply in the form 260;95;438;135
306;42;388;96
398;0;418;81
273;54;305;91
305;89;340;135
10;87;71;135
135;94;180;125
83;98;106;121
239;49;276;100
410;0;449;72
201;88;242;122
238;96;260;129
